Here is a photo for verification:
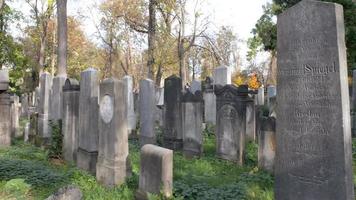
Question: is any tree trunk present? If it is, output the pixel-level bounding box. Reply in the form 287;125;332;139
39;35;46;76
147;0;156;80
51;22;56;76
57;0;67;77
155;64;162;86
266;52;277;86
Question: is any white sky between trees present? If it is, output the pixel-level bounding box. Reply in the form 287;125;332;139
10;0;271;69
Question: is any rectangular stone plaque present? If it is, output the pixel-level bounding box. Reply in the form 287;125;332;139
275;1;354;199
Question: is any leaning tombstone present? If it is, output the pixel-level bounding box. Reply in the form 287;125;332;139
182;91;203;157
275;1;354;199
214;85;249;165
136;144;173;200
97;78;130;187
258;117;275;173
77;68;99;175
0;69;11;146
139;79;156;146
62;78;80;163
163;75;183;150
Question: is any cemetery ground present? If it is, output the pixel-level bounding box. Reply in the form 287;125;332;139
0;120;277;200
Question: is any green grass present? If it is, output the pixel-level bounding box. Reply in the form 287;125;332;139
3;124;356;199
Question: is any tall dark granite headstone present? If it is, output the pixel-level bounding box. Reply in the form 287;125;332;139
214;85;249;165
163;75;183;150
276;1;354;199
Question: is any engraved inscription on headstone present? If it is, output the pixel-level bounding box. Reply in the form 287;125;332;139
275;1;354;199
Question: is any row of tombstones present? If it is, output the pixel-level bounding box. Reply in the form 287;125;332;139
19;67;278;198
0;69;26;145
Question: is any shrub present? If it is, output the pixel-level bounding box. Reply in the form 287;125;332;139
48;120;63;159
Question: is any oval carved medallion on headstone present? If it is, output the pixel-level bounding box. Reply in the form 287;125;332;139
100;95;113;123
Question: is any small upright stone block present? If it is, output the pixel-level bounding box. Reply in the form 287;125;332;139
258;117;276;173
0;92;11;146
97;78;129;187
136;144;173;200
50;76;66;121
213;66;231;85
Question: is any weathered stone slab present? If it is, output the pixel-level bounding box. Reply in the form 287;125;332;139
214;85;248;165
203;77;216;125
38;72;53;141
50;76;66;121
97;78;130;187
246;99;256;142
62;78;80;163
257;86;264;106
136;144;173;200
123;76;136;135
182;91;203;157
10;95;21;138
21;93;29;117
258;117;275;173
190;80;201;94
267;85;276;107
139;79;156;146
163;75;183;150
0;92;11;146
24;122;30;142
276;1;354;199
0;69;9;91
213;66;231;85
77;68;99;175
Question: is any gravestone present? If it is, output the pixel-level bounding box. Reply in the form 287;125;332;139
139;79;156;146
246;98;256;142
29;112;38;144
0;69;9;91
182;91;203;157
190;80;201;94
213;66;231;85
155;87;164;127
35;87;40;112
214;85;248;165
38;72;53;143
136;144;173;200
97;78;130;187
352;70;356;136
163;75;183;150
276;1;354;199
267;85;276;106
0;70;11;146
50;76;66;121
123;76;136;135
77;68;99;175
257;86;264;106
258;117;276;173
62;78;80;163
21;93;29;117
24;122;30;142
203;77;216;125
10;95;21;138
